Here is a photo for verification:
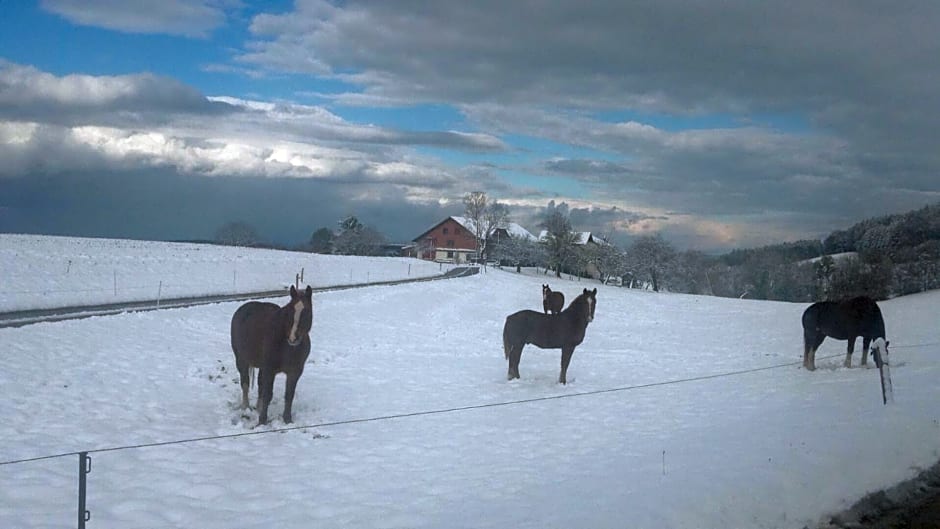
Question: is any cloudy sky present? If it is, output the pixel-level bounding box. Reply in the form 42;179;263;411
1;1;938;251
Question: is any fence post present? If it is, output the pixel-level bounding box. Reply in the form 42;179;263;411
157;281;162;308
78;452;91;529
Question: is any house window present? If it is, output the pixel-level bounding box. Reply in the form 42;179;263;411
447;240;455;247
447;251;454;258
443;228;449;235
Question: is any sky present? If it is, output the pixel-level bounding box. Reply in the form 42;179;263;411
1;1;939;251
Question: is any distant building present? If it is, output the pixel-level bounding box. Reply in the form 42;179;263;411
537;230;609;278
412;216;535;264
536;231;609;247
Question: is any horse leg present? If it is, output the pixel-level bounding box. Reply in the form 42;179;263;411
845;337;856;368
861;337;871;366
236;360;250;409
507;344;523;380
282;370;302;424
559;345;574;384
804;332;823;371
239;373;250;410
257;368;276;425
802;335;811;370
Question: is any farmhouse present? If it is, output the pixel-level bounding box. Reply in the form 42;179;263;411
412;216;535;264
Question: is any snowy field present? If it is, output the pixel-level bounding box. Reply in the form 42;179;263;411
0;234;450;311
1;243;939;528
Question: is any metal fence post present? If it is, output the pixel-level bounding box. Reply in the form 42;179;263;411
78;452;91;529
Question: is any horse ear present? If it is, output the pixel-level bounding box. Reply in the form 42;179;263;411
592;288;597;295
305;285;313;297
290;285;297;298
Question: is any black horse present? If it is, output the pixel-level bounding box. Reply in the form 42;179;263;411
801;296;886;371
231;285;313;425
504;288;597;384
542;284;565;315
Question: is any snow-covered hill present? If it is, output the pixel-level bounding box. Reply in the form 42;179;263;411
0;234;449;311
0;239;938;528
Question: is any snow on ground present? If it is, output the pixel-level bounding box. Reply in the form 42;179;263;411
1;246;939;528
0;234;450;311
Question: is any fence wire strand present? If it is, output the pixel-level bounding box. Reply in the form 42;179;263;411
5;342;936;469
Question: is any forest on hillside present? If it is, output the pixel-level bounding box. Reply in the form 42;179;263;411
495;202;940;302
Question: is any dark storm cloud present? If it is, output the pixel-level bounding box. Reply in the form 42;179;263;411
237;0;940;239
0;63;505;154
0;168;462;246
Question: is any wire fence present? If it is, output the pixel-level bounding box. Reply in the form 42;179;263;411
5;342;938;468
0;261;460;314
1;341;936;528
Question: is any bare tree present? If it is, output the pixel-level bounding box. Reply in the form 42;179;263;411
496;234;543;272
462;191;509;261
214;221;261;247
333;215;387;256
591;243;628;284
308;227;334;254
541;210;579;278
626;234;675;291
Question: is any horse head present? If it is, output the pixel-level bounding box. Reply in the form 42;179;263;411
286;285;314;346
581;288;597;323
542;284;550;300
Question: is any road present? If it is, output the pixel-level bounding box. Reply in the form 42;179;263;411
0;266;479;328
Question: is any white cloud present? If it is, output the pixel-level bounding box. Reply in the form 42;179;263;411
0;62;506;200
0;60;230;124
40;0;237;38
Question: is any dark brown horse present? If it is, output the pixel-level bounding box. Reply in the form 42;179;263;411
542;284;565;315
504;287;597;384
231;285;313;425
801;296;886;371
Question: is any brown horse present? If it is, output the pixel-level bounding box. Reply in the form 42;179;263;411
542;284;564;315
504;287;597;384
231;285;313;425
801;296;886;371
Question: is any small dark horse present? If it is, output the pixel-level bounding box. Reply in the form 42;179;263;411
504;288;597;384
801;296;886;371
542;284;564;315
231;285;313;425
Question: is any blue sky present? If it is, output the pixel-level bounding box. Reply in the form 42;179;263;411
1;1;938;250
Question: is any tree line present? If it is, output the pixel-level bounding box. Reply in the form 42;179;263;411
493;202;940;302
214;199;940;302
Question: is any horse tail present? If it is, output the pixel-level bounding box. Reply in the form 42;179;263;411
872;302;886;339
